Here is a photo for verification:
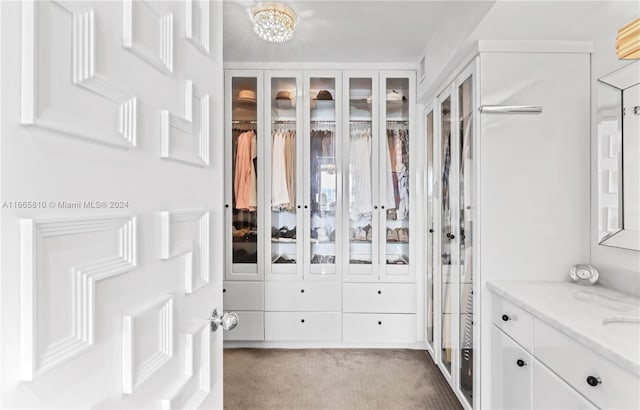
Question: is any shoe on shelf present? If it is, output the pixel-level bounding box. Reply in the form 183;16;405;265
364;224;372;241
282;226;296;239
386;228;399;242
397;227;409;242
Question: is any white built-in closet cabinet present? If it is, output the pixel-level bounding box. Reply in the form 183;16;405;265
223;68;422;346
421;41;591;409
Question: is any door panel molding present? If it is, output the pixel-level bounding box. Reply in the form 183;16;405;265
160;210;210;294
122;0;174;74
20;0;138;148
185;0;210;54
160;81;210;166
19;215;137;381
122;295;174;394
160;323;211;409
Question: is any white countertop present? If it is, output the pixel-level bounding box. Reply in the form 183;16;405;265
487;280;640;376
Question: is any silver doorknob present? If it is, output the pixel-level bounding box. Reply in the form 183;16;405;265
209;309;239;332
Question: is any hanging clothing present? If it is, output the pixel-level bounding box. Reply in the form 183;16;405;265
349;127;373;218
284;131;296;210
234;130;257;211
386;126;409;219
272;131;289;208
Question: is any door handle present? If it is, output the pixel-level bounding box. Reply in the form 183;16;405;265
209;309;239;332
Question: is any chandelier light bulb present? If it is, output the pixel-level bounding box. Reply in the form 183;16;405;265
251;2;297;43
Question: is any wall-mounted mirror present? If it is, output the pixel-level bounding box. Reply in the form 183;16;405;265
597;61;640;251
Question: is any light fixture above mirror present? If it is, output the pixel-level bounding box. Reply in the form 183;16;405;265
251;2;297;43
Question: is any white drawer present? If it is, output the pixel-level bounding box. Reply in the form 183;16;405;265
223;311;264;341
265;282;341;312
343;283;416;313
532;359;596;409
342;314;415;344
223;281;264;311
534;319;640;410
492;294;534;351
265;312;341;341
491;325;532;410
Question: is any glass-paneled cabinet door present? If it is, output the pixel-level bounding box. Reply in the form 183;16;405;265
344;74;379;280
439;92;454;376
266;73;303;280
425;109;435;347
458;73;474;405
380;73;414;281
225;72;264;280
305;74;342;278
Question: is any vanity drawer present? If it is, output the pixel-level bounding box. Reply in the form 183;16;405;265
534;319;640;410
265;312;341;341
532;359;596;409
493;295;534;351
265;282;341;312
223;311;264;341
343;283;416;313
223;281;264;311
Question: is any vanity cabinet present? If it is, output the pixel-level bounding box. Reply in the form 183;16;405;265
491;292;639;410
224;68;417;344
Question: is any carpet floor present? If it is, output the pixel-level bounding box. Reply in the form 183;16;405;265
224;349;462;410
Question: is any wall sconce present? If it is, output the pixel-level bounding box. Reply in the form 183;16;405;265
616;17;640;59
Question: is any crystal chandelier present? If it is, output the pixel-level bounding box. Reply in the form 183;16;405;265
250;2;297;43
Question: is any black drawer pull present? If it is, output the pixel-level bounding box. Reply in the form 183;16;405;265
501;314;510;322
586;376;601;387
301;319;305;323
377;290;382;295
516;359;527;367
300;289;305;293
378;321;382;325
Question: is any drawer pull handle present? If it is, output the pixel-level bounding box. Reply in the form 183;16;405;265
516;359;527;367
586;376;601;387
378;321;383;325
300;289;305;293
501;314;511;322
301;319;305;323
377;290;382;295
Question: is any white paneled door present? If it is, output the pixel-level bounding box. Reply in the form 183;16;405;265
0;1;225;409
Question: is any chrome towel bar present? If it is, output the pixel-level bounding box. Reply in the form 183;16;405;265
479;105;543;114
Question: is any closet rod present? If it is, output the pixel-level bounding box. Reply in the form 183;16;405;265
272;120;296;124
349;120;373;124
231;120;257;124
386;119;409;123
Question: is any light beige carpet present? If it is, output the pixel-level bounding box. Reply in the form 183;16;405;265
224;349;463;410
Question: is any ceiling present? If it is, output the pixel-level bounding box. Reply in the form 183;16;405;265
223;1;495;63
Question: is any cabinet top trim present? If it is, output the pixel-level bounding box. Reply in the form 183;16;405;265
224;62;418;71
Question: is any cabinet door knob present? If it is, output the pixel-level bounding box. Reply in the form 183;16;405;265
446;233;455;239
301;319;305;323
381;206;385;209
300;289;305;293
378;321;382;325
374;205;378;210
516;359;527;367
225;204;230;208
429;229;434;233
377;290;382;294
304;205;308;209
586;376;601;387
297;205;301;209
501;314;510;322
223;289;226;293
